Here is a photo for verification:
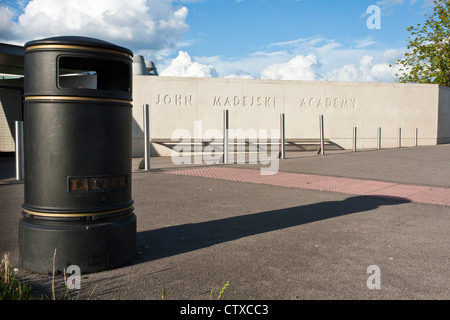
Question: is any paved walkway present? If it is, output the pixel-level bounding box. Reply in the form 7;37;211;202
166;167;450;206
1;145;449;301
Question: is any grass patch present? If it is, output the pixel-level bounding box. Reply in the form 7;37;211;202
0;253;37;300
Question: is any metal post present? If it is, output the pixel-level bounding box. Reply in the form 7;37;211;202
143;104;150;170
415;128;418;147
15;121;24;180
319;115;324;155
223;109;229;164
377;127;382;150
353;126;357;152
280;113;285;159
398;127;402;148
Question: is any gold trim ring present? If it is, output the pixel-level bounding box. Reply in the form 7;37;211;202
25;96;131;104
25;44;132;58
22;205;134;218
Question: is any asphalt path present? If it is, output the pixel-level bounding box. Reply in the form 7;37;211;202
0;145;449;301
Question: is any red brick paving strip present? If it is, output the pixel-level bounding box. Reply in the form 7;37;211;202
165;167;450;206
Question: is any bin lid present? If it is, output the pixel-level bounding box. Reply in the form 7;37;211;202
25;36;133;57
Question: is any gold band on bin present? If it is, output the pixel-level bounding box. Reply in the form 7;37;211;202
25;44;132;58
25;96;131;104
22;205;134;218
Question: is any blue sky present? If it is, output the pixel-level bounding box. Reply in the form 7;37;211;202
182;0;408;57
0;0;437;81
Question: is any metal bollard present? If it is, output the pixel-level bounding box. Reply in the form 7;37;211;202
377;127;382;150
353;127;357;152
398;128;402;148
319;115;324;155
415;128;419;147
280;113;285;159
223;109;229;164
143;104;150;170
15;121;24;180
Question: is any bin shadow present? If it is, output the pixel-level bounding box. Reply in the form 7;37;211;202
133;195;410;264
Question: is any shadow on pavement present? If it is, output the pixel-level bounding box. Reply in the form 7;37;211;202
134;195;410;264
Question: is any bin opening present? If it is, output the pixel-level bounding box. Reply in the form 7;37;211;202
58;56;130;92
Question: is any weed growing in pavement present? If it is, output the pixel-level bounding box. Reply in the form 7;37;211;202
0;253;36;300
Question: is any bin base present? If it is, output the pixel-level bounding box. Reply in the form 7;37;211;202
18;213;137;274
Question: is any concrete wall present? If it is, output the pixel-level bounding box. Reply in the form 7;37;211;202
132;76;445;157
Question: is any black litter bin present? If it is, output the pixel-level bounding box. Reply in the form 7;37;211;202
19;36;137;274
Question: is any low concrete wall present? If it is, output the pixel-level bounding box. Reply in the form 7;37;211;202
132;76;446;157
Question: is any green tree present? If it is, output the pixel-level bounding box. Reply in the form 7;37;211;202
395;0;450;86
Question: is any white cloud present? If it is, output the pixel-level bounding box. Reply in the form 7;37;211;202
0;6;16;41
327;54;402;82
192;51;292;79
260;54;322;81
269;36;342;55
374;0;434;15
262;35;405;82
376;0;405;8
179;37;404;82
0;0;189;53
224;72;254;79
354;37;376;49
1;0;407;83
160;51;218;77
